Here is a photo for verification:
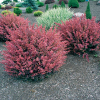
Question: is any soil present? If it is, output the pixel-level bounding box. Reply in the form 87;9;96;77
0;1;100;100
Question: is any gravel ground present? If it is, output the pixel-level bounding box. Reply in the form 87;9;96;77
0;1;100;100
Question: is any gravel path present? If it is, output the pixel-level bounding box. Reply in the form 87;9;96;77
0;1;100;100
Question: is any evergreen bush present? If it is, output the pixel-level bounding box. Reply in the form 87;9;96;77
22;0;38;10
34;10;43;16
45;4;48;11
13;7;22;16
85;2;92;19
15;3;22;7
13;0;18;2
26;7;33;13
36;2;44;7
68;0;79;8
61;1;65;8
53;4;59;9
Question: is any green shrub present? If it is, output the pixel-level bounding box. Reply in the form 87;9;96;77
37;7;73;30
53;4;59;9
34;10;43;16
36;2;44;7
26;7;33;13
45;4;48;11
13;0;18;2
2;0;11;4
68;0;79;8
0;5;1;9
15;3;22;7
85;2;91;19
78;0;85;2
61;1;65;8
1;10;16;16
13;7;22;16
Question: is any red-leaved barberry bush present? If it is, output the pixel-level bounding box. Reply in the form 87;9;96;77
0;13;29;41
1;24;67;80
56;15;100;61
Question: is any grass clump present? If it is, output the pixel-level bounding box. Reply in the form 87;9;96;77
37;7;73;30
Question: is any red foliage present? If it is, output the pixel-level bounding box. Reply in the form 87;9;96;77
1;7;5;9
1;24;67;79
0;14;29;41
59;0;68;4
45;0;55;4
5;6;12;9
56;15;100;61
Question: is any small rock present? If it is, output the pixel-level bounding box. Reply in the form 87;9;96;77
73;12;84;17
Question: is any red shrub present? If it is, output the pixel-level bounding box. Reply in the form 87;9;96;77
45;0;55;4
1;7;5;9
56;15;100;61
1;24;67;80
0;14;29;41
5;6;12;9
59;0;68;4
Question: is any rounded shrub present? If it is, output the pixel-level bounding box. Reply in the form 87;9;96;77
36;1;44;7
34;10;43;16
26;7;33;13
13;7;22;16
53;4;59;9
0;14;29;41
36;7;73;30
15;3;22;7
1;24;66;80
1;10;16;16
68;0;79;8
56;15;100;61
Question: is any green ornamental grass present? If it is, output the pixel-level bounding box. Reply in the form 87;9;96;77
36;7;73;30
